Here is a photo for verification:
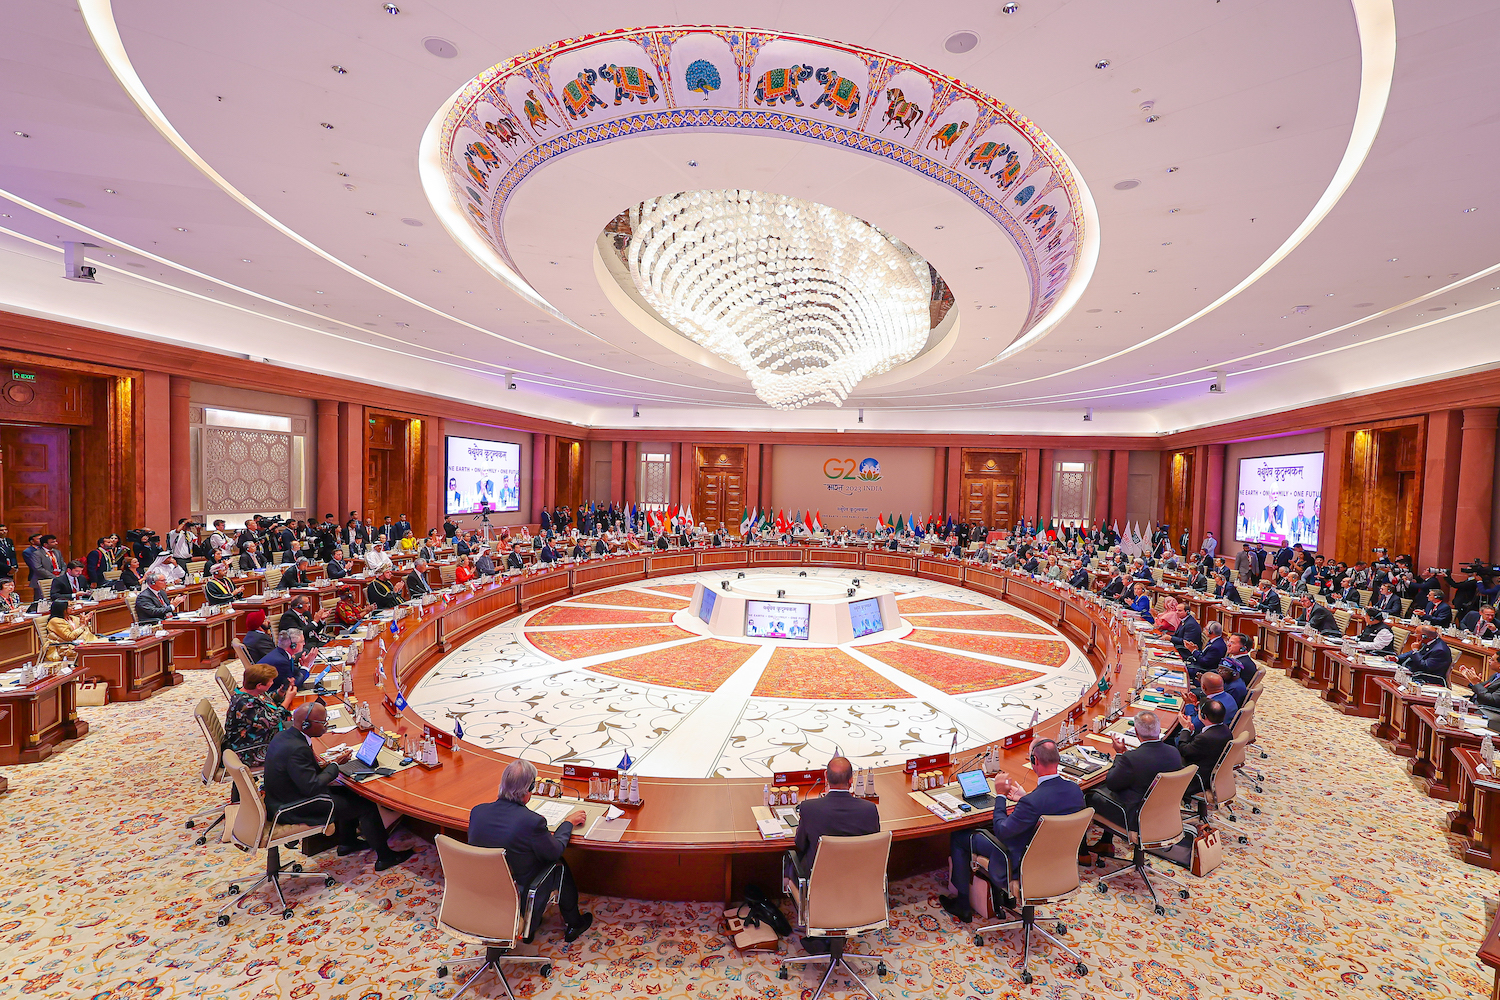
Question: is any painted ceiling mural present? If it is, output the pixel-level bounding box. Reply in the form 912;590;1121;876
437;26;1089;352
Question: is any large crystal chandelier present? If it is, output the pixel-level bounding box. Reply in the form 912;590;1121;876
625;190;932;409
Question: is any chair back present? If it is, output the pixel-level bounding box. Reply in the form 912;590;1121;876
187;560;206;576
1334;609;1351;633
122;590;140;622
194;697;226;785
214;663;236;702
1136;766;1197;848
438;563;457;585
1017;807;1093;903
1211;732;1250;805
434;834;523;945
272;552;286;565
1400;598;1412;617
104;569;122;582
230;638;254;671
805;830;892;935
1230;702;1256;742
37;578;52;602
222;749;269;849
265;566;283;590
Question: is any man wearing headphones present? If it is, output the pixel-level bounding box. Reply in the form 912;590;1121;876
938;739;1085;922
260;702;413;871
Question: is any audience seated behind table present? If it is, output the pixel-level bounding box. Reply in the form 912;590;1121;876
0;576;20;613
467;759;594;942
366;569;404;609
222;661;296;767
1356;611;1397;654
279;595;330;649
259;628;311;697
1085;710;1182;858
937;739;1085;923
1391;623;1452;686
1412;590;1454;628
1178;670;1238;738
262;702;412;871
405;559;434;597
1464;604;1500;640
1180;621;1228;679
784;755;880;952
134;568;186;625
203;562;243;606
241;608;274;663
40;598;97;661
1176;698;1232;801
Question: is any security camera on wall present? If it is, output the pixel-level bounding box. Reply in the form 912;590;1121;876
62;242;99;283
1208;370;1226;393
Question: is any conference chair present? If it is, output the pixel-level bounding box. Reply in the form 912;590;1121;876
213;749;336;924
104;569;122;585
1095;765;1196;915
972;808;1094;984
779;831;892;1000
265;566;283;590
36;578;51;603
1187;732;1256;844
185;697;258;846
1358;589;1373;607
187;560;206;577
230;638;254;672
1229;704;1266;791
432;835;555;1000
438;563;457;585
272;552;286;565
214;663;236;702
1400;598;1413;617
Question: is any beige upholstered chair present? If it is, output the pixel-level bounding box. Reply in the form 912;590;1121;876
432;835;554;999
972;808;1094;984
186;559;206;576
36;578;51;603
1187;732;1256;843
230;639;254;673
265;566;284;590
1095;765;1197;914
214;749;336;925
1232;703;1267;787
271;552;286;565
779;831;892;1000
104;569;122;584
214;663;237;702
187;698;235;845
438;563;457;585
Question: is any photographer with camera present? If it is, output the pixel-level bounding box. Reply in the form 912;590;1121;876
167;518;197;571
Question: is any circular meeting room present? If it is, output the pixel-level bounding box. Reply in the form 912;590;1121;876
3;3;1500;999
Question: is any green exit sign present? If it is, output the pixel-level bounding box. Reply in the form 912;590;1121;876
10;371;34;382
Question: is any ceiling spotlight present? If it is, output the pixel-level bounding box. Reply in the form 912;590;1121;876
974;266;984;270
316;290;324;294
1161;241;1172;246
103;188;117;194
382;2;399;12
1292;305;1311;313
1083;407;1094;422
1146;115;1161;123
1168;207;1181;213
687;160;698;167
1113;179;1140;190
944;31;980;54
1094;59;1110;70
1465;207;1479;213
332;65;347;74
933;224;944;230
423;36;458;58
1147;269;1156;273
241;258;251;262
175;227;187;232
1388;257;1398;262
321;122;335;129
12;132;29;138
1166;166;1180;173
1002;2;1020;12
632;405;640;418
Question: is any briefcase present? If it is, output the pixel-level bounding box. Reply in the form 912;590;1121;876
75;678;107;707
1191;825;1223;876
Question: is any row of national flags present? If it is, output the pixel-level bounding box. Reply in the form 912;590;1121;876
1110;519;1158;558
737;508;825;535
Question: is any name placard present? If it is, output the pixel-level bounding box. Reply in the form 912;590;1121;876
423;724;453;750
561;764;617;782
773;769;825;786
1069;704;1086;722
903;752;951;774
1003;728;1035;750
1087;687;1103;707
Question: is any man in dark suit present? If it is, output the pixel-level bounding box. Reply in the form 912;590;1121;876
1181;621;1227;679
1394;625;1453;685
1224;633;1260;688
261;703;411;871
394;514;413;542
1413;591;1454;628
279;595;329;649
1180;671;1238;735
1177;699;1233;801
406;560;434;597
1295;593;1341;635
1186;567;1209;592
325;552;348;579
275;557;310;590
134;568;182;625
259;628;311;695
1100;572;1125;601
468;759;593;942
239;542;268;572
1085;711;1182;855
501;549;523;574
938;740;1084;922
50;560;87;602
792;756;880;875
1373;583;1402;616
1463;605;1500;641
379;517;397;545
1067;564;1091;589
0;524;17;582
1169;612;1203;655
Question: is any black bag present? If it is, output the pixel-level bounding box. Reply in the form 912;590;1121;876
742;883;792;937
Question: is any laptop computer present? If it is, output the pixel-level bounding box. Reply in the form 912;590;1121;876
337;731;388;779
954;769;995;810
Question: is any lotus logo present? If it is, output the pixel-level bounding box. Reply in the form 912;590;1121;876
857;458;881;481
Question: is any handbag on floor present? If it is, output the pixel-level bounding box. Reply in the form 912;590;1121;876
1191;825;1223;876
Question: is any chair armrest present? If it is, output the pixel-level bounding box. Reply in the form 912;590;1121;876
270;794;336;830
523;861;565;934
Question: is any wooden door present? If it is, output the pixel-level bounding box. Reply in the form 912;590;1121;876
365;450;390;516
696;471;744;531
1;425;71;586
963;474;1017;530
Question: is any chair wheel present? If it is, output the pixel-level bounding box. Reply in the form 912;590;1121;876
1154;904;1166;916
1252;806;1261;814
1228;814;1237;823
195;836;207;846
186;819;196;829
541;964;552;978
1021;970;1033;984
291;863;303;873
437;966;448;978
217;914;229;926
974;933;984;945
777;967;788;980
228;885;241;895
877;962;887;976
282;908;294;920
1096;882;1108;894
1259;751;1268;759
325;876;336;887
1238;836;1249;845
1075;963;1089;976
1178;890;1189;900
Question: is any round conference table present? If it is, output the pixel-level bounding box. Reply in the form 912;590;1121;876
316;545;1154;902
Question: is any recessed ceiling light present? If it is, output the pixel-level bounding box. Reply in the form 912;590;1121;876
433;268;441;272
103;188;117;194
241;258;251;262
332;65;347;74
974;266;983;270
321;123;335;129
1465;207;1479;213
398;242;407;247
549;261;558;265
687;160;698;167
1168;208;1180;213
1113;179;1140;191
945;31;980;54
1161;241;1172;246
1166;167;1179;174
1002;2;1020;12
1292;305;1311;313
1146;115;1161;123
12;132;28;138
316;290;324;294
382;2;399;12
1326;292;1334;296
423;36;458;58
175;227;187;232
1388;257;1398;262
933;225;944;230
1147;269;1156;273
1094;59;1110;70
400;218;423;227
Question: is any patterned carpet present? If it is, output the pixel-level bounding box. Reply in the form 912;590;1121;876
904;613;1055;635
858;642;1046;694
903;629;1071;668
751;647;914;700
1;670;1495;1000
525;624;693;659
895;595;991;613
570;588;690;610
583;638;759;692
526;605;678;627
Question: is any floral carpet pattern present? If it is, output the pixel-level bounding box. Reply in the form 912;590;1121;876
526;605;678;627
642;583;700;598
904;612;1055;634
569;588;689;610
859;641;1045;694
0;669;1496;999
751;646;914;700
583;637;759;692
904;628;1071;667
895;595;991;613
525;624;692;659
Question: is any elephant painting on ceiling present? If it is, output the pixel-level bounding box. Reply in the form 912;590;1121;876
754;64;814;106
811;67;861;118
562;68;607;119
965;141;1012;176
598;64;659;106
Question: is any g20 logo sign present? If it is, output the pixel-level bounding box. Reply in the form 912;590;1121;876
824;457;882;481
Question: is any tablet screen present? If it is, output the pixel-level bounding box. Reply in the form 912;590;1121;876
355;731;385;767
956;769;990;799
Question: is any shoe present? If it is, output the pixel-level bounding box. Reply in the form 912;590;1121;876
337;839;373;856
564;912;593;943
373;848;413;871
938;894;973;923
